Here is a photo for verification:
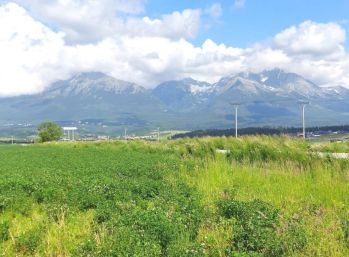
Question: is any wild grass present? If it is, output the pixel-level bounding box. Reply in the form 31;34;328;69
0;136;348;256
175;137;349;256
313;140;349;153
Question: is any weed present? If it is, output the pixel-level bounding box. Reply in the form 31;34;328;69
0;221;9;242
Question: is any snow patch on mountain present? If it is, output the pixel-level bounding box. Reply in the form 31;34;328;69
190;84;213;94
261;76;268;82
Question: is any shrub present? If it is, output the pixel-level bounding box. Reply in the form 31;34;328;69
37;121;63;143
217;199;306;256
126;209;177;251
218;199;282;256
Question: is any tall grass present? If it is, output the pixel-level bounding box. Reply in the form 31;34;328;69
176;136;349;256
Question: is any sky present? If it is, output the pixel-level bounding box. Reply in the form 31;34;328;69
0;0;348;96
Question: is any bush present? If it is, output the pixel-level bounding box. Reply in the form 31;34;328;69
37;121;63;142
218;199;282;256
217;199;307;256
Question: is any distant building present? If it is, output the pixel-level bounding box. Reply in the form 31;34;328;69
97;135;109;141
63;127;78;141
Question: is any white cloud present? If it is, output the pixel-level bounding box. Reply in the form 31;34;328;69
205;3;222;19
125;9;201;40
0;3;66;96
12;0;147;43
270;21;348;86
234;0;246;8
0;2;202;95
0;2;349;97
274;20;346;57
10;0;202;44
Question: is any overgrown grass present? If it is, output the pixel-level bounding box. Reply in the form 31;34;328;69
313;141;349;153
175;136;349;256
0;137;348;256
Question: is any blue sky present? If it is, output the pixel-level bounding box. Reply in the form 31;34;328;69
0;0;348;95
146;0;349;48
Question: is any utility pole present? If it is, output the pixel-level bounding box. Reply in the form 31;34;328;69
124;128;127;140
11;136;14;145
231;102;242;138
299;101;310;139
157;128;160;142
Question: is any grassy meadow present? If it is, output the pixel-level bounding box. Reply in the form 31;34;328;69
0;137;349;256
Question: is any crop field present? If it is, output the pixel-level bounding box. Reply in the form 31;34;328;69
0;137;349;256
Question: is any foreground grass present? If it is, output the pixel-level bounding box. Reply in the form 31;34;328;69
0;136;348;256
182;156;349;256
0;142;202;256
174;137;349;256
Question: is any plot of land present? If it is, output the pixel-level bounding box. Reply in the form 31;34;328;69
0;137;348;256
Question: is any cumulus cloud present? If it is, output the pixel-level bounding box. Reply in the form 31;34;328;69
10;0;202;44
270;21;348;85
0;2;349;97
12;0;147;43
0;3;66;96
0;2;203;95
124;9;201;40
274;20;346;57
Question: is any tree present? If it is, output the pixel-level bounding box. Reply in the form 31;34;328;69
37;122;63;143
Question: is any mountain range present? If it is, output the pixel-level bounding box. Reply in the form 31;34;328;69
1;69;349;134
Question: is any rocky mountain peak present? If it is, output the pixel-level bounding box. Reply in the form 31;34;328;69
45;72;145;96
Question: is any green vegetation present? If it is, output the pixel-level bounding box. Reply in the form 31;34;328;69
37;122;63;142
0;136;348;256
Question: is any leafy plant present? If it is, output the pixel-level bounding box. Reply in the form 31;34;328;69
0;221;9;242
218;199;282;256
15;227;43;254
217;199;307;256
37;121;63;142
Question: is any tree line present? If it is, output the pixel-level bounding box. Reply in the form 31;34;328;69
172;125;349;139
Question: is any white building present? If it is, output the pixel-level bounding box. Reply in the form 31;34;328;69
63;127;78;141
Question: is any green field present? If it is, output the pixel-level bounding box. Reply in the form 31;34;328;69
0;137;349;256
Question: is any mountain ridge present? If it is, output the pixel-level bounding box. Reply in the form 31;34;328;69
1;68;349;133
